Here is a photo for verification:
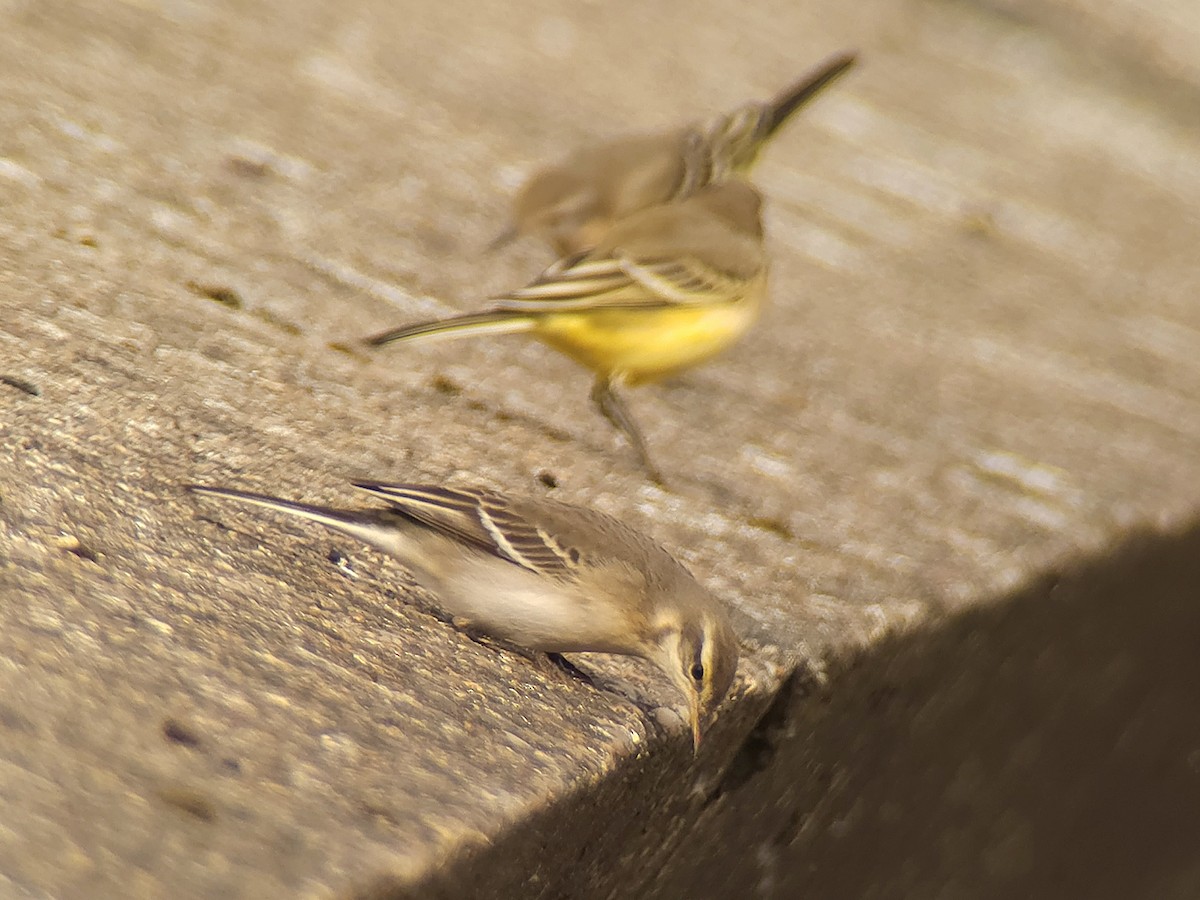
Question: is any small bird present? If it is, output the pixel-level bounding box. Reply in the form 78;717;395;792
491;50;857;256
188;480;740;751
365;178;768;482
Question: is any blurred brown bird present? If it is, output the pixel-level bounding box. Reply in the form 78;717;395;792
492;50;856;256
189;480;740;751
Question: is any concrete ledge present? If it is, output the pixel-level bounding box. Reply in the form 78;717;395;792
373;524;1200;899
3;0;1200;897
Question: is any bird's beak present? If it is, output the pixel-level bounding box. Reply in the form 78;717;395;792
688;694;705;755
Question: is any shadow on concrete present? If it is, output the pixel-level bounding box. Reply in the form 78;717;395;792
355;521;1200;899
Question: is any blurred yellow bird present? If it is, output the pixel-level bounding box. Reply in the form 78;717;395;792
366;178;767;481
492;50;856;256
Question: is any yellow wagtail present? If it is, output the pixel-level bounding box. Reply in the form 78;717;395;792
366;178;768;481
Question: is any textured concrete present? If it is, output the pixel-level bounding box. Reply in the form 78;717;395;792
2;0;1199;897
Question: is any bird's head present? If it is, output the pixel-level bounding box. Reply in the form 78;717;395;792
655;607;739;753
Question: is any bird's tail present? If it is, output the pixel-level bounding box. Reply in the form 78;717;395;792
703;51;857;178
363;310;538;347
764;50;858;138
187;484;407;554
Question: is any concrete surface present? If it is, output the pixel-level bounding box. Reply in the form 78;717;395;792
2;0;1199;897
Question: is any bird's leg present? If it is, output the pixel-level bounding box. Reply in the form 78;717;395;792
456;627;597;689
547;656;669;739
590;376;665;484
545;652;598;689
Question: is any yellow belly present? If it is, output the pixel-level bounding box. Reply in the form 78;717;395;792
530;289;764;386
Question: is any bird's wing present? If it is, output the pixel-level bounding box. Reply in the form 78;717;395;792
494;251;742;313
352;482;581;577
617;257;746;306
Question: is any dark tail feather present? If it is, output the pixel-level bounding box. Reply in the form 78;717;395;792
187;484;405;551
363;310;536;347
765;50;858;137
187;484;364;526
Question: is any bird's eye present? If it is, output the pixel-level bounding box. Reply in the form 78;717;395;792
690;663;705;682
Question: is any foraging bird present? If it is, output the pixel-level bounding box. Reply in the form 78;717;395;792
188;480;740;751
492;50;856;256
366;178;768;482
